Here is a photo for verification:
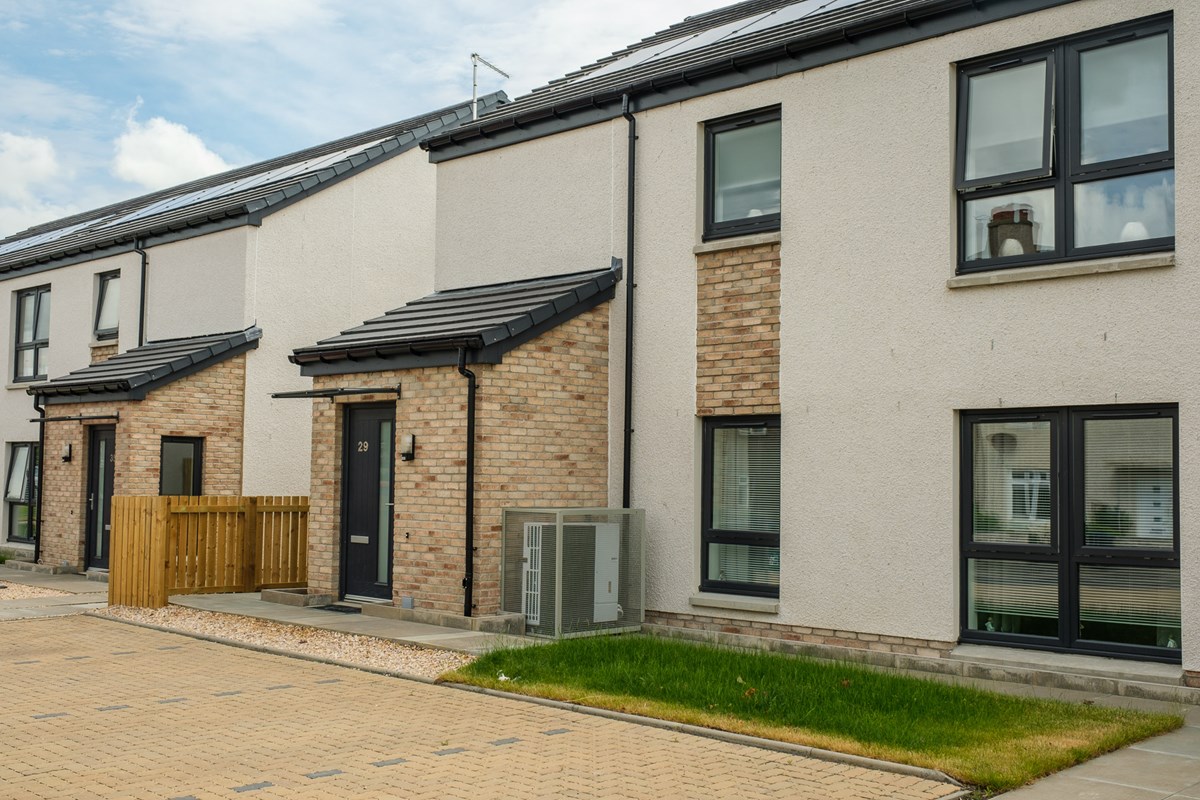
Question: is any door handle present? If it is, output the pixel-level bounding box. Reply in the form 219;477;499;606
88;493;94;511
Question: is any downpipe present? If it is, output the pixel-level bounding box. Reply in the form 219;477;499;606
457;347;477;617
620;94;637;509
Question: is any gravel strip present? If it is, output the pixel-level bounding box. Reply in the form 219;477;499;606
0;582;70;600
98;606;474;679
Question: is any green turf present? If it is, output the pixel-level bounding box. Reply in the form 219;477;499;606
445;634;1182;793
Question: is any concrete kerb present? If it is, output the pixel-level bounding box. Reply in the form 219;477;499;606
84;610;965;793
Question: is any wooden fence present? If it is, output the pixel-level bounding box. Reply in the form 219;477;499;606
108;495;308;608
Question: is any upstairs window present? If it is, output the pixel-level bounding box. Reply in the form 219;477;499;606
704;107;781;241
95;272;120;340
14;286;50;382
956;17;1173;272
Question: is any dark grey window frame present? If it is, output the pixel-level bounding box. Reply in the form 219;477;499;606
960;404;1180;663
703;106;782;242
955;15;1174;274
5;441;38;542
94;271;119;341
700;414;781;598
13;285;50;382
159;436;204;496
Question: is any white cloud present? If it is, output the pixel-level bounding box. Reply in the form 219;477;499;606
112;106;231;190
0;131;61;201
108;0;336;43
0;132;79;237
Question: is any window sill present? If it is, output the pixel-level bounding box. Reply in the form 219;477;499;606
947;252;1173;289
689;592;779;614
6;381;41;391
90;338;118;348
693;230;781;256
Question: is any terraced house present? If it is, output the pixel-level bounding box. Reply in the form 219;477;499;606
300;0;1191;686
0;94;505;573
5;0;1197;694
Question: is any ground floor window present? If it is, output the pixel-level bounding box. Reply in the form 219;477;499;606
701;416;780;597
5;442;38;542
160;437;203;496
962;405;1179;661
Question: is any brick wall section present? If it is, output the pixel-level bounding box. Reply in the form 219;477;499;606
1187;671;1200;689
38;354;247;570
695;242;780;416
307;305;610;614
644;610;955;659
90;344;118;363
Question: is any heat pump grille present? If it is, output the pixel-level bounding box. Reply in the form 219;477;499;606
502;508;645;639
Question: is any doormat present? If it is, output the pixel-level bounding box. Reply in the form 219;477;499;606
315;604;362;614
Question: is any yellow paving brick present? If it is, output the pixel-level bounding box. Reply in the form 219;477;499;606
1;616;961;799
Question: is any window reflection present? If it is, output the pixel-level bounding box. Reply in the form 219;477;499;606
964;190;1055;261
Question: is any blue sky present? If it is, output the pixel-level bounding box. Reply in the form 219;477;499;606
0;0;717;238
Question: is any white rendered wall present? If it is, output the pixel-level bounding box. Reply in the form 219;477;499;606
0;251;139;545
430;0;1197;667
435;121;628;291
143;227;250;341
240;147;440;496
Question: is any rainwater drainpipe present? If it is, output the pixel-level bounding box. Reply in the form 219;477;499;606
134;239;149;346
457;347;477;617
620;94;637;509
32;394;45;565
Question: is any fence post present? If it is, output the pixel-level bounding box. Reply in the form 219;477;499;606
242;496;258;592
151;496;170;607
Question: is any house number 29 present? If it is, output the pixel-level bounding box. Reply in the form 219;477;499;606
356;441;369;452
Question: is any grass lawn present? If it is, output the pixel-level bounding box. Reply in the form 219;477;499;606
443;635;1182;794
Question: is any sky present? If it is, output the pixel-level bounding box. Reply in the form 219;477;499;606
0;0;721;238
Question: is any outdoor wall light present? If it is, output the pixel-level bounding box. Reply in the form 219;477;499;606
400;433;416;461
61;443;72;463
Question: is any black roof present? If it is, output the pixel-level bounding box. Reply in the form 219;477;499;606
292;264;621;376
31;327;262;404
0;93;507;276
422;0;1070;160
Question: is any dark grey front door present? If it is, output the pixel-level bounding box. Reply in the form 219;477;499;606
342;405;395;600
86;426;115;570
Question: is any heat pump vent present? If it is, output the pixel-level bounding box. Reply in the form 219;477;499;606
503;508;645;638
522;522;544;626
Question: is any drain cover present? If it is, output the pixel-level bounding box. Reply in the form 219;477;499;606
315;604;362;614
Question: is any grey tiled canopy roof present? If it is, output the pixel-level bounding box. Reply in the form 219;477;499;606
423;0;1070;158
291;264;621;376
30;327;261;404
0;93;507;275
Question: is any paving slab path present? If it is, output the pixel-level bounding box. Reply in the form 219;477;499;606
1;615;961;799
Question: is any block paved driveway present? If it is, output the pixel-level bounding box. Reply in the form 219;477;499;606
1;616;960;799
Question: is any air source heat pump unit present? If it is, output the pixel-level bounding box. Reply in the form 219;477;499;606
503;508;645;638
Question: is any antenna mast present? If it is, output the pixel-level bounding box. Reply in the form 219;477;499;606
471;52;510;121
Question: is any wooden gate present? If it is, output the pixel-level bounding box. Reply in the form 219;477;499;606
108;495;308;608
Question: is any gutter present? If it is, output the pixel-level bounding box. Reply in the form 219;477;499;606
621;94;637;509
456;347;477;617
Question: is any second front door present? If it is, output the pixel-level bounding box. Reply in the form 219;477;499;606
85;426;115;570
